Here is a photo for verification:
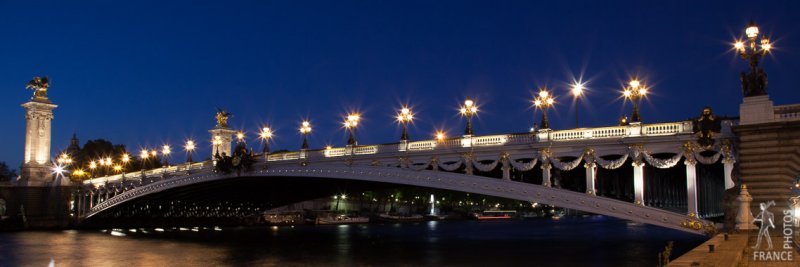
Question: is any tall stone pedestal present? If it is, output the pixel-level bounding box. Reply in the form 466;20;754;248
739;95;774;125
209;127;236;158
19;100;58;186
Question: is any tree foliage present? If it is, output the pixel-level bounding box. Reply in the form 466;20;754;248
0;162;17;182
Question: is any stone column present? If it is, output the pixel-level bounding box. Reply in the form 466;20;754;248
209;127;236;158
632;160;644;205
20;99;58;186
541;161;552;187
501;157;511;180
585;161;597;195
685;158;699;217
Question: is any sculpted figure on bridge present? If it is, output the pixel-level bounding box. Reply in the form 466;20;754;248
693;107;721;149
215;108;232;128
25;76;50;100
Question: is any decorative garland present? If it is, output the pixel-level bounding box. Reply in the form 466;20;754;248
408;158;431;171
549;155;584;171
694;151;721;165
595;154;629;169
642;152;683;169
472;159;500;172
508;155;539;171
437;158;463;171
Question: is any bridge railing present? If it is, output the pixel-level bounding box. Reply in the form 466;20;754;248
775;104;800;121
83;120;697;186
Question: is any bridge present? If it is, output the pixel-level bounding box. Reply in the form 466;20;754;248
76;119;736;235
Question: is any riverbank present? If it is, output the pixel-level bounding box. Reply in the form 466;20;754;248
668;232;799;266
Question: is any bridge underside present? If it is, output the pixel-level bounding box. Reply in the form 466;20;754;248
80;177;401;228
82;166;715;235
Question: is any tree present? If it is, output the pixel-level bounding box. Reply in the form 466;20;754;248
0;162;18;182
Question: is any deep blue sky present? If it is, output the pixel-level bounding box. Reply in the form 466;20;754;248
2;1;799;169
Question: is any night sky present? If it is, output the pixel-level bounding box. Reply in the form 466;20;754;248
1;1;799;170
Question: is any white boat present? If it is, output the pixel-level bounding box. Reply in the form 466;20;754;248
316;214;369;225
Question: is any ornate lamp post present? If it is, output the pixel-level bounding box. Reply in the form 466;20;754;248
161;145;171;167
236;131;245;144
344;113;360;146
571;83;585;128
139;149;149;177
734;21;773;97
185;140;195;163
300;121;312;149
88;161;97;178
533;89;556;130
622;79;648;123
260;127;273;165
120;153;130;180
460;98;478;136
397;107;414;141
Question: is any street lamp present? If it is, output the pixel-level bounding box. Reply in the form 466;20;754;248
622;79;648;123
300;121;312;149
344;113;360;146
435;131;446;142
236;131;245;144
735;21;774;97
397;107;414;141
121;153;130;179
139;149;149;177
88;161;97;178
571;82;585;128
459;98;478;136
533;89;556;130
260;127;273;162
162;145;171;166
185;140;195;163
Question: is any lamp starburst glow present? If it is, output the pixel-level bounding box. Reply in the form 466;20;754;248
236;131;245;143
259;126;273;156
435;131;446;142
533;88;556;129
622;78;648;122
397;107;414;141
344;113;361;146
459;98;478;136
185;140;196;163
734;21;775;97
300;121;312;149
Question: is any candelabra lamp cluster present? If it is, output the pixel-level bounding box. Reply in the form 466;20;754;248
734;21;773;97
533;89;555;129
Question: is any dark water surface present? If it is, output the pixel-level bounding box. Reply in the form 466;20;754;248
0;216;707;267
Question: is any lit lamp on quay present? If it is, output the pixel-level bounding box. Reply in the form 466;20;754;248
260;127;273;161
236;131;245;144
185;140;196;163
88;161;97;178
344;113;360;146
300;121;312;150
139;149;149;175
460;98;478;136
622;79;648;123
533;89;556;130
397;107;414;141
121;153;130;178
571;82;585;128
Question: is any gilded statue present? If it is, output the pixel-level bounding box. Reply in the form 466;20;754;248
25;76;50;99
215;108;232;128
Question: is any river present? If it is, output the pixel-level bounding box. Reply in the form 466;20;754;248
0;215;707;266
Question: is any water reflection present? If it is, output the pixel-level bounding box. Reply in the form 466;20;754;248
0;216;706;266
